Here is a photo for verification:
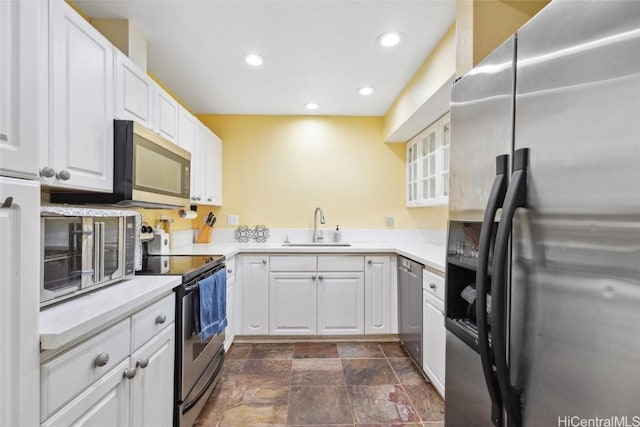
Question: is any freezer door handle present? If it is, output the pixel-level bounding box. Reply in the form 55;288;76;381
491;148;529;427
476;154;509;426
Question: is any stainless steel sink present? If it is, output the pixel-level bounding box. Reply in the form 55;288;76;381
282;243;352;247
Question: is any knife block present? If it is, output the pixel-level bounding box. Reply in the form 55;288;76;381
195;225;212;243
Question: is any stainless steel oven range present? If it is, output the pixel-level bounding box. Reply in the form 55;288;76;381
138;254;226;427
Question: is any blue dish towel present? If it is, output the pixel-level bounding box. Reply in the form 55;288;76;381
196;268;227;341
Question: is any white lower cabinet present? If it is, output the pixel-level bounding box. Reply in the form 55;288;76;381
317;272;365;335
41;358;131;427
269;273;317;335
129;325;175;427
240;256;270;335
364;256;395;334
0;178;40;427
422;269;446;397
40;294;176;426
240;255;379;336
224;257;236;350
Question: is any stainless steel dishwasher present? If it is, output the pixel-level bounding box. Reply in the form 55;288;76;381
398;256;423;366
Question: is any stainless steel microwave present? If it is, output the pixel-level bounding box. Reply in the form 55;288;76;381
51;120;191;209
41;212;136;306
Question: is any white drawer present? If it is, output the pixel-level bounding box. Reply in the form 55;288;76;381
423;268;445;301
40;318;131;422
131;293;175;351
269;255;317;272
318;255;364;272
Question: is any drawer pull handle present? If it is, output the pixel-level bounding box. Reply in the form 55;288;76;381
123;368;137;379
156;314;167;324
94;352;110;367
429;283;437;290
136;358;150;369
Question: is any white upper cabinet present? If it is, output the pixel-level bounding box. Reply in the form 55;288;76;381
152;83;179;144
406;112;450;207
0;0;45;179
190;120;207;204
177;105;195;154
191;119;222;206
114;48;153;128
49;0;114;191
206;130;223;205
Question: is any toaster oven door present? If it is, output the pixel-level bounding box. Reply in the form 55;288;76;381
83;217;125;289
41;216;91;303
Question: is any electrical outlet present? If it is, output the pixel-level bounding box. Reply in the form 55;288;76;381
385;216;395;226
227;214;239;226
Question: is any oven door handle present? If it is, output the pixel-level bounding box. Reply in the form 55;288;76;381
183;348;225;413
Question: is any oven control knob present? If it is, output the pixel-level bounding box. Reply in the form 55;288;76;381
156;314;167;324
94;352;110;367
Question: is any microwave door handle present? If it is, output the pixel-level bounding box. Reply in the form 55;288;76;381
94;222;105;283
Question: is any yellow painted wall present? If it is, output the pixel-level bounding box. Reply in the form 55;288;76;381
456;0;550;76
197;115;448;230
382;25;456;142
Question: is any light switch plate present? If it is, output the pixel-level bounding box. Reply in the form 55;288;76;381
385;216;395;226
227;214;239;225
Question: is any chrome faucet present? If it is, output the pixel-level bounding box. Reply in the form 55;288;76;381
313;207;326;243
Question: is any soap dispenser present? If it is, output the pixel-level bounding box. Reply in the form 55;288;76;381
333;225;342;243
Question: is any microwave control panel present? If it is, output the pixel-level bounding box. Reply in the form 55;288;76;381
125;216;136;275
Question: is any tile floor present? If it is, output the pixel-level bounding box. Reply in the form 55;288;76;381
195;342;444;427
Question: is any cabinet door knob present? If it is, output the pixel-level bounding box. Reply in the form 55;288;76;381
318;275;323;280
227;269;233;274
39;166;56;178
56;169;71;181
207;197;212;202
262;260;267;264
429;283;437;290
196;196;202;201
367;259;373;264
136;358;150;369
311;275;316;280
123;368;137;379
94;352;110;367
156;314;167;324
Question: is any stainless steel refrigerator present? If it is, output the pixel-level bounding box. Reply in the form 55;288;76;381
445;1;640;426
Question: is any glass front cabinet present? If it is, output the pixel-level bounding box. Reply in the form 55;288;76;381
406;112;450;207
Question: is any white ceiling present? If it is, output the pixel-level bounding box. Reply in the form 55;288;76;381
76;0;456;116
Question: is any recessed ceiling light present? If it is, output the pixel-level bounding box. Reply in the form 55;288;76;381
243;53;264;67
304;102;319;111
357;87;375;96
377;32;402;47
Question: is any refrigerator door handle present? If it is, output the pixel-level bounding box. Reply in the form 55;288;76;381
491;148;529;427
476;154;509;426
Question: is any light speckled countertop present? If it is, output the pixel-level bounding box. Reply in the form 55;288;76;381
168;241;446;273
40;240;446;351
40;275;181;351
